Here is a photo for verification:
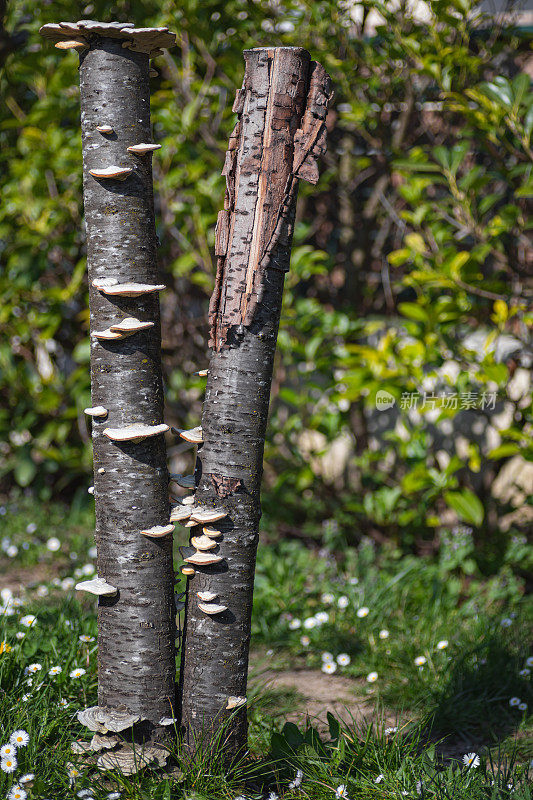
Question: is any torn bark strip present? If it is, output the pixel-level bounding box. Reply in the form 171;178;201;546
180;47;331;757
40;21;177;771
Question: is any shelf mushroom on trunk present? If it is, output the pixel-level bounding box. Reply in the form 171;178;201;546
178;47;332;757
40;20;177;773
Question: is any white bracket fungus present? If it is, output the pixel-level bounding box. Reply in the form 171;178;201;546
109;317;154;335
91;327;125;341
203;526;222;538
226;696;246;710
198;602;227;615
190;508;227;524
170;505;192;522
185;551;223;566
84;406;108;418
140;524;174;538
103;423;169;443
181;566;195;576
92;280;165;297
176;426;203;443
96;124;114;134
89;166;133;181
55;38;88;50
75;577;118;597
197;591;217;601
190;534;217;551
127;143;162;155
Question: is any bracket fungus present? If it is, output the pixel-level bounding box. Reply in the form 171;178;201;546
77;705;141;734
183;519;199;528
89;165;133;181
181;566;195;576
170;473;196;489
196;369;209;377
140;524;174;538
185;551;223;566
84;406;108;418
55;38;88;50
75;577;118;597
103;423;169;443
190;534;217;551
170;505;192;522
88;486;95;495
175;425;203;444
226;696;247;710
91;327;125;341
109;317;154;336
197;590;218;602
190;508;227;524
203;526;223;538
97;743;168;775
93;280;165;297
127;143;162;155
96;124;113;134
198;602;227;615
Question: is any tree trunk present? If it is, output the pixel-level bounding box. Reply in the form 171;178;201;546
40;21;177;772
179;46;332;756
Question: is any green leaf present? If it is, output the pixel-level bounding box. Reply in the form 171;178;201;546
398;302;430;322
14;456;37;487
444;490;484;526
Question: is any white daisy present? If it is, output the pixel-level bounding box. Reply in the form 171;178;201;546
10;730;29;747
315;611;329;624
79;635;95;643
414;656;426;666
303;617;317;629
385;726;398;735
288;769;303;789
436;640;448;650
356;607;369;618
8;787;27;800
526;657;533;668
15;632;25;640
46;537;61;551
106;794;121;800
500;618;512;627
337;653;351;666
1;756;17;773
321;652;334;662
322;662;337;674
463;753;480;768
335;785;349;798
509;697;521;707
61;578;75;590
300;635;310;647
0;744;16;758
519;668;530;678
375;774;385;783
70;668;86;679
518;702;527;711
49;666;62;675
337;596;349;609
58;698;68;707
67;762;80;783
19;615;36;628
19;774;34;784
289;618;301;630
6;545;18;558
27;663;42;673
321;593;334;604
366;671;378;683
82;563;95;575
379;629;389;639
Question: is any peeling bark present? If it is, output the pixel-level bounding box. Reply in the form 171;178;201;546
179;47;332;756
40;22;177;757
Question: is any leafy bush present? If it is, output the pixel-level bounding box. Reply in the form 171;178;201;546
1;1;531;566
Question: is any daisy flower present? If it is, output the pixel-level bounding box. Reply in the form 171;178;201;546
509;697;521;707
70;668;86;679
385;726;398;735
58;698;69;707
463;753;480;768
0;744;16;758
67;763;80;784
321;593;334;604
337;596;349;609
315;611;329;624
288;618;301;630
321;652;334;662
1;756;17;773
337;653;351;666
49;666;62;676
10;730;29;747
518;702;527;711
366;671;378;683
526;657;533;668
8;787;26;800
335;785;349;798
379;629;389;639
414;656;426;666
61;578;75;590
19;774;34;784
303;617;317;629
15;632;25;640
79;635;95;643
289;769;303;789
106;794;121;800
27;663;42;673
500;618;512;627
436;640;448;650
375;774;385;784
46;537;61;552
519;668;530;678
356;607;369;618
322;662;337;674
19;615;36;628
300;635;310;647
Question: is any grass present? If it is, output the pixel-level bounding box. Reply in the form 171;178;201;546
0;496;531;798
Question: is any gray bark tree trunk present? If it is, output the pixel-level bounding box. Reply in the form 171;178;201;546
178;46;332;757
40;20;177;774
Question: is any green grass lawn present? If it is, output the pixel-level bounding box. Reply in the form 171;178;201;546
0;497;531;799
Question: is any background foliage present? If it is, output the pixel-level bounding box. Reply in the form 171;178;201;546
0;0;531;575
